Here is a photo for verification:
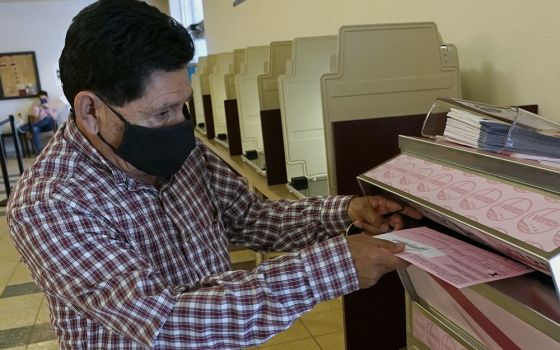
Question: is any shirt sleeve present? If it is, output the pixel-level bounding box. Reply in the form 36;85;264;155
8;198;176;347
32;105;41;120
8;195;359;349
48;105;57;119
200;144;355;252
157;235;358;348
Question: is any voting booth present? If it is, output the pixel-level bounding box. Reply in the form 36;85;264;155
209;52;233;147
191;56;206;131
223;48;246;155
357;127;560;349
235;46;269;173
319;22;461;349
322;22;461;195
257;41;293;185
278;35;338;197
192;55;217;137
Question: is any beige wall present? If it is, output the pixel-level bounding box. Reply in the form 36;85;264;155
145;0;170;15
203;0;560;120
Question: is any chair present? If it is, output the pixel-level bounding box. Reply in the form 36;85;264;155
0;132;32;158
19;130;35;157
18;115;57;156
0;114;32;157
0;115;25;205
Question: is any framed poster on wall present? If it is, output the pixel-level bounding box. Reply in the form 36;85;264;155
0;51;41;100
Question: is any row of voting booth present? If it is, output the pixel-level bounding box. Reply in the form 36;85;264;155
189;22;560;350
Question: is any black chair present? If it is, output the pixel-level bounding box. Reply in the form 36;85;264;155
1;128;32;158
0;115;24;205
9;114;57;157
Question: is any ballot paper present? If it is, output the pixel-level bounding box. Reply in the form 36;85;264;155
441;105;560;159
376;227;533;289
504;124;560;158
442;108;510;152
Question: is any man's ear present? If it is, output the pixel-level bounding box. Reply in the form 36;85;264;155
73;91;102;135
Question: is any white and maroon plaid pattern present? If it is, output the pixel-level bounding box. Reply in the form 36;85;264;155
7;116;359;349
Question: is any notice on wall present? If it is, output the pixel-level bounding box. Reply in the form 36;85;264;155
0;52;39;98
377;227;532;288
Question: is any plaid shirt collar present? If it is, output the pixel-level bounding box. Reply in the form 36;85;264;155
63;113;159;192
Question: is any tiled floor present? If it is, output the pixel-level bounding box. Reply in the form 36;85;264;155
0;157;345;349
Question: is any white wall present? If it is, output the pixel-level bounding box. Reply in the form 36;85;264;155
0;0;173;122
203;0;560;121
168;0;183;22
0;0;96;121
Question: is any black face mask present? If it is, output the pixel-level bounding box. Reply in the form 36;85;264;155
98;101;196;178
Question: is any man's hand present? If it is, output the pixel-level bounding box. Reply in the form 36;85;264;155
346;233;409;289
347;196;423;234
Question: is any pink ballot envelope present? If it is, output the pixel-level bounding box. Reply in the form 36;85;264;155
377;227;533;288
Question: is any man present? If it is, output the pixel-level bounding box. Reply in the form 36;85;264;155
7;0;421;348
18;90;57;152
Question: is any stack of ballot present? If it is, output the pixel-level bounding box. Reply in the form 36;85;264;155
439;105;560;167
441;108;511;152
505;122;560;159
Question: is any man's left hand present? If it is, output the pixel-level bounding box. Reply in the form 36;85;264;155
347;196;423;235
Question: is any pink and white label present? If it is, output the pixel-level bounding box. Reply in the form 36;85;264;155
365;154;560;252
412;306;468;350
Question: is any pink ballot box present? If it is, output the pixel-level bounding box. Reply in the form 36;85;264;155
357;134;560;349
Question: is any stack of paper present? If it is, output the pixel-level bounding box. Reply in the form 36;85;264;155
428;98;560;167
505;126;560;159
442;108;510;152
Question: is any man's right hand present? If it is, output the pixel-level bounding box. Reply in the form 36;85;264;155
346;233;408;289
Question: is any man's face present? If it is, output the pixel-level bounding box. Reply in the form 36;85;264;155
98;68;193;150
39;95;48;104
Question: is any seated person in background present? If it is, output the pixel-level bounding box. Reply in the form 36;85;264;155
18;89;57;152
7;0;422;348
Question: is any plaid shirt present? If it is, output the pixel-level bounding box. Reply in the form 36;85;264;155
7;116;359;349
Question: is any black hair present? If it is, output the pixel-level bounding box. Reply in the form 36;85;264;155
59;0;194;108
38;90;48;97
